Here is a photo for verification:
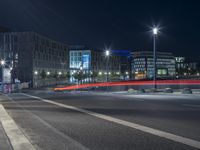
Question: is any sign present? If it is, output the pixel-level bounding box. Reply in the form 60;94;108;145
3;68;11;83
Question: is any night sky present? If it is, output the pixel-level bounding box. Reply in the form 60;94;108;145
0;0;200;59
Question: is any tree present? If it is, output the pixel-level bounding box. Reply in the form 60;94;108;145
91;71;98;82
65;71;71;80
53;71;58;79
111;72;120;81
73;71;84;84
40;70;46;79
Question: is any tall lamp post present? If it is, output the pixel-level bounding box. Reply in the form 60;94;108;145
105;50;110;82
1;60;5;93
153;28;158;89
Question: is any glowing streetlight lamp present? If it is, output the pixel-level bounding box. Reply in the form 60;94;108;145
153;28;158;35
80;66;83;71
0;60;5;66
34;71;38;75
106;50;110;56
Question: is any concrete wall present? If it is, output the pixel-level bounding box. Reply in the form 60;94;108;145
94;84;200;92
33;79;68;88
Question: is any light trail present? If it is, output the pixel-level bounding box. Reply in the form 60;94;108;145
54;80;200;91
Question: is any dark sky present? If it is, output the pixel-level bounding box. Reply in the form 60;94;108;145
0;0;200;59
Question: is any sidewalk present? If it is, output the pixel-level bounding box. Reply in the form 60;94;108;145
0;95;12;150
0;94;35;150
0;121;12;150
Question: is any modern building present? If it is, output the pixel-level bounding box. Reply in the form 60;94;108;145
69;46;123;82
175;57;200;76
132;51;176;79
0;32;69;87
111;50;132;79
175;57;186;70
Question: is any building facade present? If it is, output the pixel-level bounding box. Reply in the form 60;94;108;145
69;46;122;82
0;32;69;87
175;57;200;76
132;51;176;79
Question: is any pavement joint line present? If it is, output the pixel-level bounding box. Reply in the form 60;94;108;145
0;103;35;150
21;93;200;149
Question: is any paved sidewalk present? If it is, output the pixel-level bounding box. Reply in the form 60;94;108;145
0;121;12;150
0;94;35;150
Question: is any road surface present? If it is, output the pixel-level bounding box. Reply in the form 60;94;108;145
0;91;200;150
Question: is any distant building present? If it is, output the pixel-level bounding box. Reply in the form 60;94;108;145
0;32;69;87
131;51;175;79
69;46;124;82
175;57;200;76
175;57;186;70
111;50;132;79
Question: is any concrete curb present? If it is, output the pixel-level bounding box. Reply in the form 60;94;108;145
0;104;35;150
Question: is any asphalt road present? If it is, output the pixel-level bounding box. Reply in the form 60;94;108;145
1;91;200;150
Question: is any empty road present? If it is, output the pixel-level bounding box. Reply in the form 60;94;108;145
0;91;200;150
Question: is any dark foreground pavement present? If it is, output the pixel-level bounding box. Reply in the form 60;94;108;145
1;91;200;150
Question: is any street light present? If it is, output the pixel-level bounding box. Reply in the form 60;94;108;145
105;50;110;82
34;71;38;75
152;27;158;89
0;60;5;93
153;28;158;35
80;66;83;71
1;60;5;66
106;50;110;56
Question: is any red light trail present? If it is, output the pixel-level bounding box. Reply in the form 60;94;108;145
54;80;200;91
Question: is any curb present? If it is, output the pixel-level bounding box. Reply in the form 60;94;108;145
0;103;35;150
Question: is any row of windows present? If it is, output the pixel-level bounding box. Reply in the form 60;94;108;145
35;45;66;57
33;52;66;62
0;34;18;43
34;61;67;69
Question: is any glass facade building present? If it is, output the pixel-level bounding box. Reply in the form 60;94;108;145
70;50;91;70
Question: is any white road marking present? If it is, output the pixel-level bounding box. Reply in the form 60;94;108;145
0;104;35;150
183;104;200;108
21;93;200;149
5;95;90;150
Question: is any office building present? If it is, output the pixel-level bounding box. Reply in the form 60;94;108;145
132;51;176;79
0;32;69;87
